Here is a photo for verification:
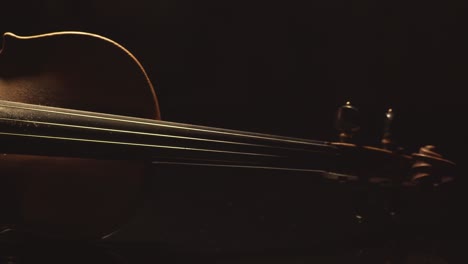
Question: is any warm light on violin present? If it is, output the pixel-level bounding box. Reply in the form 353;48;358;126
0;31;457;244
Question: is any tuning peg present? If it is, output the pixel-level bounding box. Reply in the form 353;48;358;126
335;101;360;142
381;108;395;150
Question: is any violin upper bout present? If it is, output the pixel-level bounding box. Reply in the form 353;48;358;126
0;31;160;120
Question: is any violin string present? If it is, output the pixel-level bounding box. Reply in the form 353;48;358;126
152;161;327;174
0;101;331;147
151;161;359;183
0;127;330;172
0;117;327;154
1;127;329;171
0;117;268;147
0;131;281;158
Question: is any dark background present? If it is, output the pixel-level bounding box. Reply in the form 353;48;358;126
1;0;467;257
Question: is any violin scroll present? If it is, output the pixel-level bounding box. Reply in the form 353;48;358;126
333;102;456;186
410;145;456;186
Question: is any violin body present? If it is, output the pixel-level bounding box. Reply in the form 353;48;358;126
0;31;455;255
0;32;159;239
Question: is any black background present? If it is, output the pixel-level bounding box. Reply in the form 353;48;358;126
1;0;467;254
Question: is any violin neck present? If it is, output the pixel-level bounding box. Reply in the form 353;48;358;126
0;100;337;170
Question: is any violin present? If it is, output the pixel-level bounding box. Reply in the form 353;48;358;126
0;31;456;243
